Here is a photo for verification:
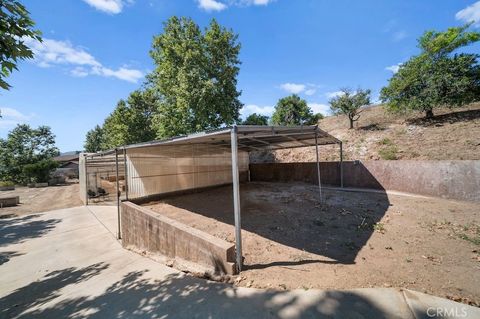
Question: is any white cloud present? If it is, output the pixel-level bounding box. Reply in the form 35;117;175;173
240;0;275;5
24;37;143;83
280;83;306;94
392;30;407;42
308;103;331;116
0;107;34;129
25;38;100;68
70;67;90;77
92;66;144;83
456;1;480;26
280;82;322;96
325;91;344;99
385;63;401;73
197;0;227;11
196;0;275;11
82;0;131;14
241;104;274;119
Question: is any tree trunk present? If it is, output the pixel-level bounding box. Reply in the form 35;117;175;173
349;118;354;129
425;109;434;119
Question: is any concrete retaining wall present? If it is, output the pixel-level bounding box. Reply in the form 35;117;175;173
0;196;20;207
250;160;480;202
121;201;236;274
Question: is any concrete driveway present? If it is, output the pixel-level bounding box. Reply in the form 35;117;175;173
0;206;478;318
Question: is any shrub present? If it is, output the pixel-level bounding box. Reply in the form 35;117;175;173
22;159;59;183
0;181;15;187
379;145;398;160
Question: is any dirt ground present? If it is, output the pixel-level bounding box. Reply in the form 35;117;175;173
0;183;83;218
144;182;480;305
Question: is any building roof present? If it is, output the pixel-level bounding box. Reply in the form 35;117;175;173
85;125;340;159
54;154;80;162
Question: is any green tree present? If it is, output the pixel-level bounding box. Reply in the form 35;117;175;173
381;24;480;118
84;125;105;153
22;159;58;183
0;0;42;90
93;89;158;150
0;124;59;183
329;88;371;129
148;17;242;138
125;89;158;143
102;100;130;149
242;113;269;125
271;94;319;126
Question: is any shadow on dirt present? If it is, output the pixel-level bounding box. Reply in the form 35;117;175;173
407;109;480;126
156;178;390;267
0;263;391;318
357;123;386;131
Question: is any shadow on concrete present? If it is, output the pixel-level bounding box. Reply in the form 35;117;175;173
407;109;480;126
0;251;24;265
0;264;391;318
156;176;390;266
0;214;17;219
0;262;108;319
0;214;61;248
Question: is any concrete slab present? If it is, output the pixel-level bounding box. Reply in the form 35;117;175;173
1;206;478;319
86;205;119;237
402;289;480;319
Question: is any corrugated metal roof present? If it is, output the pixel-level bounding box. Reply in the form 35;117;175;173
86;125;339;159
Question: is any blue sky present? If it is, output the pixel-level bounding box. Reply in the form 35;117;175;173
1;0;479;152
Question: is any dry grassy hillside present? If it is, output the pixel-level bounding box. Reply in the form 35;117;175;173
251;103;480;162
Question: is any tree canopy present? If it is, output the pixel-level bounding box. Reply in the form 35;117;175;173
0;124;59;183
85;17;243;150
85;90;158;152
380;24;480;118
271;94;320;126
84;125;105;153
0;0;42;90
242;113;269;125
329;88;371;129
148;17;242;138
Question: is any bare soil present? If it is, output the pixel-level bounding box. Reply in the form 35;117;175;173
251;103;480;162
144;182;480;305
0;184;83;218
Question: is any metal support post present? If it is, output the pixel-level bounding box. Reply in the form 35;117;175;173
315;132;322;203
123;148;128;201
85;155;89;205
340;141;344;188
231;126;242;272
115;149;121;239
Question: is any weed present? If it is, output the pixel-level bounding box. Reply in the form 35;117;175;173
456;224;480;246
457;234;480;245
379;137;393;145
0;181;14;187
378;145;398;160
373;222;386;233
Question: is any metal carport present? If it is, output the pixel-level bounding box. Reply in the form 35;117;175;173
81;125;342;272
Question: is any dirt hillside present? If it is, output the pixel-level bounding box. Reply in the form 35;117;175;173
251;103;480;162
